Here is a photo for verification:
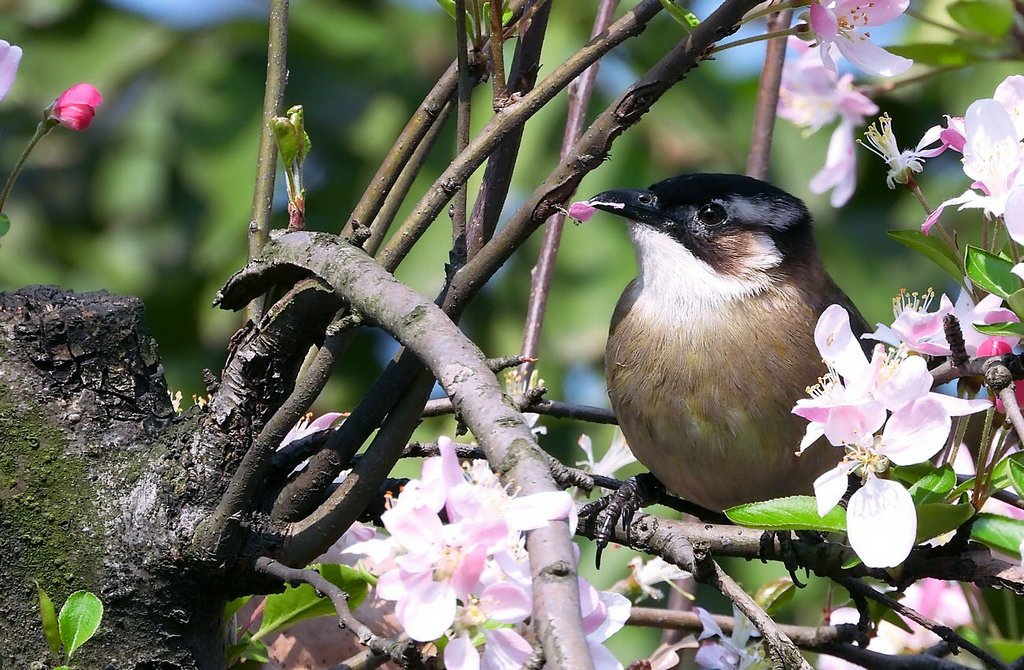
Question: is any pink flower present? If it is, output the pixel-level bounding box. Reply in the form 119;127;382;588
47;83;103;130
778;39;877;133
925;82;1024;233
797;305;990;567
778;39;877;207
0;40;22;103
868;288;1019;357
808;121;860;207
568;201;598;221
808;0;913;77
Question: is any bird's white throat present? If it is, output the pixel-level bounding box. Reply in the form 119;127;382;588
626;221;779;318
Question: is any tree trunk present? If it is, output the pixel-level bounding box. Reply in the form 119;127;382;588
0;286;230;669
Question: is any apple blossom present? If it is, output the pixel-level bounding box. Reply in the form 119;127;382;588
569;201;598;222
365;435;625;667
808;0;913;77
0;40;22;103
576;428;637;480
868;288;1019;357
860;114;945;188
613;555;691;602
797;305;990;567
693;606;763;669
778;39;877;207
925;95;1024;233
46;83;103;130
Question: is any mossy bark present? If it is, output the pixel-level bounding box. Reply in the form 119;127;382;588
0;286;231;670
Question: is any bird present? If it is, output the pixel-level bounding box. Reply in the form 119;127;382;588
582;173;869;512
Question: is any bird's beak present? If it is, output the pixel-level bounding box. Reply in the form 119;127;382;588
586;188;665;227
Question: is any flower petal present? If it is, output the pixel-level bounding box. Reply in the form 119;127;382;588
848;477;916;568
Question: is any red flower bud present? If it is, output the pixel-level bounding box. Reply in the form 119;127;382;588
48;83;103;130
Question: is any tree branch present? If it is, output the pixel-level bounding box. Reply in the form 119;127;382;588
441;0;762;318
196;278;342;560
218;231;596;669
834;576;1012;670
745;8;791;180
518;0;619;381
376;0;666;274
253;557;423;668
246;0;290;322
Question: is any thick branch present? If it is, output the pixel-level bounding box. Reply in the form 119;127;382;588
196;279;342;559
218;231;595;669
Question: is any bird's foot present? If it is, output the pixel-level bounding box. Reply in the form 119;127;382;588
578;473;665;568
759;529;822;588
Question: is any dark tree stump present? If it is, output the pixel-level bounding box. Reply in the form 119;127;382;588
0;286;229;670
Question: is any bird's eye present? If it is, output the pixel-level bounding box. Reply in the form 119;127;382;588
696;202;727;227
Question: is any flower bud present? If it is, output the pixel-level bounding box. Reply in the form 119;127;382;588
47;83;103;130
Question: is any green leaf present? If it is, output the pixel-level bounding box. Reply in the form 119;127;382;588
256;584;333;640
905;464;957;505
989;452;1024;492
58;591;103;663
0;213;9;238
947;0;1013;36
254;564;368;640
316;563;369;612
886;231;963;285
886;43;977;66
270;117;301;167
915;502;974;543
223;595;251;623
971;512;1024;557
1005;288;1024;318
435;0;455;20
990;638;1024;663
965;245;1020;298
35;582;61;659
226;635;269;664
975;322;1024;338
725;495;846;532
659;0;701;29
754;577;795;616
1008;457;1024;499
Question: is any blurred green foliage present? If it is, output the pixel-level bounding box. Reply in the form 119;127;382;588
2;0;1022;664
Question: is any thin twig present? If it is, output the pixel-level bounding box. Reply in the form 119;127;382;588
834;576;1012;670
628;607;857;650
254;557;423;668
376;0;667;274
745;8;791;180
704;555;813;669
441;0;763;319
342;0;530;242
490;0;508;104
246;0;290;322
421;395;618;424
465;0;555;259
518;0;620;382
364;101;453;256
451;0;473;274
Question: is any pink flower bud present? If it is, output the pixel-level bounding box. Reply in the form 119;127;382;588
48;83;103;130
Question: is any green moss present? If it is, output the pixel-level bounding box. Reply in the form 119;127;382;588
0;383;103;601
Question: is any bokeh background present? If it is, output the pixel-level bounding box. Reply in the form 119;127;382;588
1;0;1019;665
